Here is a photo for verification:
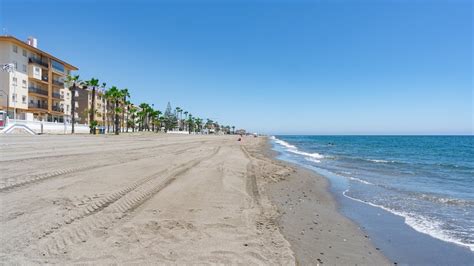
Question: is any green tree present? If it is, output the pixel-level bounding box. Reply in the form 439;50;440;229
104;88;115;133
138;103;151;131
64;75;84;134
107;86;124;135
100;82;107;131
183;111;189;131
187;114;195;134
128;105;138;132
85;78;100;134
195;118;203;133
121;88;130;132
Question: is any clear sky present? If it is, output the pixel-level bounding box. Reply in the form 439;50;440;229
1;0;472;135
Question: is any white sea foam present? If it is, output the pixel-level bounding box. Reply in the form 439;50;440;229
367;159;394;163
305;157;321;163
273;138;297;150
418;193;473;207
347;176;374;185
272;136;324;161
342;190;474;252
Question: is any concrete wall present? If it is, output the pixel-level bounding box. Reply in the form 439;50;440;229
5;119;89;134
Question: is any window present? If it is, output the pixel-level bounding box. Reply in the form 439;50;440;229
51;60;64;72
13;61;18;70
22;64;27;72
22;49;27;57
12;93;17;102
22;80;27;88
12;45;18;53
12;77;17;85
22;95;27;104
66;105;70;112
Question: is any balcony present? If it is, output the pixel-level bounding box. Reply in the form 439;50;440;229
52;92;61;99
53;80;64;87
28;103;48;110
28;86;48;96
52;106;64;112
29;57;48;68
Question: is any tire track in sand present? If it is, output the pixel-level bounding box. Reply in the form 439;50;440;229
0;143;201;192
35;146;221;257
0;139;209;163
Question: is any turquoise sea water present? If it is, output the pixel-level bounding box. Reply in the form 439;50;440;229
271;135;474;252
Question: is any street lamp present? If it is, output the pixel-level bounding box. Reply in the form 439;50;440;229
1;63;14;120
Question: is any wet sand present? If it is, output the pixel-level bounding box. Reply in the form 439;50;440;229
0;134;387;264
251;139;390;265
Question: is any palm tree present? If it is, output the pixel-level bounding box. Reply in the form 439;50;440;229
195;118;203;134
128;105;138;132
179;109;183;130
85;78;100;134
154;110;162;132
138;103;150;131
159;116;166;132
205;119;214;133
104;88;114;133
175;107;181;131
148;109;161;132
64;75;84;134
107;86;123;135
121;88;130;132
124;100;131;132
187;115;195;134
183;111;189;132
100;82;107;132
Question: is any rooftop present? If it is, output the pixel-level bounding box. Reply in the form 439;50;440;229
0;35;78;70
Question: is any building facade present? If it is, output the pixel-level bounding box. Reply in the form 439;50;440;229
75;88;107;126
0;35;78;122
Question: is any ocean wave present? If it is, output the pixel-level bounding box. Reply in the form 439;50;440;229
367;159;395;163
342;190;474;252
347;176;374;185
272;136;325;160
305;157;321;163
418;193;474;207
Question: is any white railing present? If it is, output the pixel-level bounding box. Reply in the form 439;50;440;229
166;130;190;134
3;119;90;134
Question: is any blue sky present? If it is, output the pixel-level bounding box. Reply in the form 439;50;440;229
1;0;472;134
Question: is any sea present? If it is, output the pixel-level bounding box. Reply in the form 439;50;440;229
271;135;474;261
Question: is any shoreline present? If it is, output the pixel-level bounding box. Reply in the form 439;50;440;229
265;136;474;265
250;137;390;265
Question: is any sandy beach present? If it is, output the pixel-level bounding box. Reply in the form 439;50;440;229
0;134;387;264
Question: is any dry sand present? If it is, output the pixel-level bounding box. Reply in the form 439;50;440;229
0;134;388;264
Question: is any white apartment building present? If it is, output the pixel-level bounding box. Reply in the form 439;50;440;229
0;35;78;122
